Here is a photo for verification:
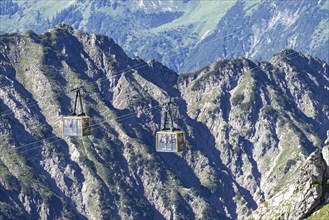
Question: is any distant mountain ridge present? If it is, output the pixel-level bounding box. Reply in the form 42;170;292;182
1;0;328;72
0;25;328;219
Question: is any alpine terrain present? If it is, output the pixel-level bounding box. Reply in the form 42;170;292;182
0;25;329;219
1;0;328;72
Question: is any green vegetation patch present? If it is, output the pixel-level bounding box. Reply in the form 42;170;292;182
320;0;329;11
0;202;24;219
243;0;265;16
307;203;329;220
312;19;329;48
231;71;257;114
0;159;20;191
152;1;237;38
266;118;306;195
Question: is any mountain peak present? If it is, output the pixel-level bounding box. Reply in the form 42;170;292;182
271;49;305;61
0;27;329;219
1;0;328;72
53;23;75;32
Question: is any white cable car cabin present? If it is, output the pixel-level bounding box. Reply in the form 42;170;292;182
156;130;186;152
156;98;186;153
63;116;91;136
63;86;92;137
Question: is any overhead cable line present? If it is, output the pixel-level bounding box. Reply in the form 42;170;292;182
0;31;250;117
17;103;162;151
7;51;303;151
0;60;150;116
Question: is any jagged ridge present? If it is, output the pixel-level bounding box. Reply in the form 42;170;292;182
0;25;328;219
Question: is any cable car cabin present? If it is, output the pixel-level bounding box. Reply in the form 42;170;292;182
63;116;92;137
156;131;186;152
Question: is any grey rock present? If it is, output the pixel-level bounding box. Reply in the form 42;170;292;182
0;27;328;219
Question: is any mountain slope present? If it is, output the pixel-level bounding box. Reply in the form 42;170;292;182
0;26;329;219
1;0;328;72
183;0;329;72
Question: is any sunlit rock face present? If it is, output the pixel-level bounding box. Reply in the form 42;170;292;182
0;26;328;219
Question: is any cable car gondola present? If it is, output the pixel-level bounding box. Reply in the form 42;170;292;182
156;98;186;152
62;86;92;137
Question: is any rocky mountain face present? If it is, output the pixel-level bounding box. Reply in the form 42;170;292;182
0;26;329;219
251;148;329;219
250;133;329;220
1;0;328;72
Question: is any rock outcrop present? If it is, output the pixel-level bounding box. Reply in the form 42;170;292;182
290;150;326;219
251;134;329;220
